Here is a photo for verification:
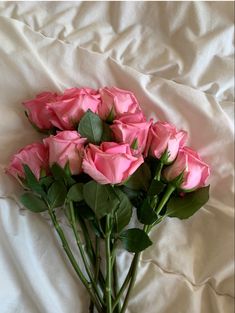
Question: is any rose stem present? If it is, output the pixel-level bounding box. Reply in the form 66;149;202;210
76;215;96;263
118;224;147;313
111;240;121;313
120;184;176;313
89;237;100;313
69;201;105;307
155;161;164;181
89;301;94;313
113;162;165;310
105;214;113;313
77;215;106;289
112;253;135;311
155;184;175;215
47;206;104;313
95;236;101;284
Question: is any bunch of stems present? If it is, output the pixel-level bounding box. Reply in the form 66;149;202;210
47;163;173;313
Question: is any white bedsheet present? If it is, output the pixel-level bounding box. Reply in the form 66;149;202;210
0;2;234;313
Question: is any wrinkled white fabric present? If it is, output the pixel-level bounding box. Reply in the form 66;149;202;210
0;2;234;313
0;1;234;102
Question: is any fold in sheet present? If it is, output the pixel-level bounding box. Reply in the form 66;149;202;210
0;1;234;101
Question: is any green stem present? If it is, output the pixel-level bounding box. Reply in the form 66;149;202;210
120;253;140;313
89;301;94;313
77;217;106;289
79;217;115;307
111;241;118;268
146;215;165;233
119;184;175;313
69;202;104;308
47;207;103;313
90;236;101;313
155;161;164;181
113;259;120;312
77;215;96;264
155;184;175;215
95;236;101;283
118;225;148;313
105;214;112;313
111;242;121;313
112;255;135;310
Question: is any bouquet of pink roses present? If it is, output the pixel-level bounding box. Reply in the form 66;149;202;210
7;87;210;313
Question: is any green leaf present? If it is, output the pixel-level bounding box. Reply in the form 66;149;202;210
51;163;64;180
23;165;46;198
39;176;54;191
20;193;47;212
106;106;115;123
83;181;120;219
67;183;84;202
78;110;103;144
101;122;113;142
137;197;158;225
124;163;151;191
166;185;210;219
64;161;72;176
48;181;67;208
148;179;166;196
75;201;95;220
90;218;104;238
131;138;138;150
113;188;133;233
160;149;171;164
40;168;47;178
51;163;75;186
120;186;141;200
119;228;152;253
120;186;144;209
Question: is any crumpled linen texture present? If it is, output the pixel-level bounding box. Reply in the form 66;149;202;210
0;2;234;313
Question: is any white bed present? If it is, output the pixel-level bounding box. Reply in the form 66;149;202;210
0;2;234;313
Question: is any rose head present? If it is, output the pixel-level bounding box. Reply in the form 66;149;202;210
23;91;59;130
6;142;49;180
82;142;144;184
110;111;152;155
43;130;87;175
46;88;101;130
163;146;210;191
146;121;188;163
98;87;140;120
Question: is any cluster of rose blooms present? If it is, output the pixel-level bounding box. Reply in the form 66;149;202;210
7;87;210;189
6;86;211;313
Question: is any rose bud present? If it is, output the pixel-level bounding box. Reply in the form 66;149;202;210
98;87;140;121
6;142;49;180
110;111;152;155
82;142;144;184
145;121;188;164
23;91;59;130
163;147;210;191
47;87;101;130
43;131;87;175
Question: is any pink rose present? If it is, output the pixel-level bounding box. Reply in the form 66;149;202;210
23;91;59;130
82;142;144;184
145;121;188;163
98;87;140;120
163;147;210;191
43;131;87;175
110;111;152;155
47;88;101;130
6;142;49;180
